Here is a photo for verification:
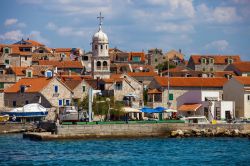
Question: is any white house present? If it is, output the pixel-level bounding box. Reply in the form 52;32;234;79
223;76;250;118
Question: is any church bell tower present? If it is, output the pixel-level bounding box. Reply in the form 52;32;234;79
91;12;110;79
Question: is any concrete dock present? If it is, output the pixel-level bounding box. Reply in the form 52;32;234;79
23;123;250;141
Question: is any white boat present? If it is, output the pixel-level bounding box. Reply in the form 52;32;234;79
2;103;48;118
181;116;210;124
59;106;88;122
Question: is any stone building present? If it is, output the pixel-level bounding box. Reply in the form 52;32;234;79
147;48;164;68
164;49;184;65
147;76;228;110
225;62;250;76
99;74;143;102
4;77;72;108
162;66;235;78
223;76;250;118
60;75;92;102
187;55;241;72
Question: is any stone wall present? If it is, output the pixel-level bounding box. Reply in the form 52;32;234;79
56;123;250;138
0;122;36;133
41;78;72;107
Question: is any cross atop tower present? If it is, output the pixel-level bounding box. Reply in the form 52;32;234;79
97;12;104;30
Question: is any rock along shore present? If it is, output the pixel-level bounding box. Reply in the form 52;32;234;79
170;128;250;138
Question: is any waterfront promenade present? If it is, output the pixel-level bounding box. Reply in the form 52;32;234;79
23;122;250;141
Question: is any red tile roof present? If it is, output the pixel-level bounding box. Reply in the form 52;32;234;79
178;103;202;112
234;76;250;86
10;67;27;76
38;60;83;68
148;89;162;94
128;71;158;77
4;77;52;93
190;55;241;65
26;39;44;46
63;80;82;91
154;76;228;87
129;52;146;62
231;62;250;72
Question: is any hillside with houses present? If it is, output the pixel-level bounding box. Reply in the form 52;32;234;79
1;17;250;123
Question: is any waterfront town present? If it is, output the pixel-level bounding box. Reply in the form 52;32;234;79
0;12;250;139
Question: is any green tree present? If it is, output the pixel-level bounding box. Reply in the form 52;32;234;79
156;61;176;73
78;95;125;120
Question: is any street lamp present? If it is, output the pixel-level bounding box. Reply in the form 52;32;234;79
106;98;111;121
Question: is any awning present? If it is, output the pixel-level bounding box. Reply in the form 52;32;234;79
165;108;177;113
122;107;141;113
154;106;166;112
140;107;164;113
178;103;201;112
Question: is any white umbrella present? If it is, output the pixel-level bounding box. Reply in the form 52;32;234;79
165;108;177;113
122;107;141;113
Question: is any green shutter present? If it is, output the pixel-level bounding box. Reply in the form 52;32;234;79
0;82;4;89
169;93;173;101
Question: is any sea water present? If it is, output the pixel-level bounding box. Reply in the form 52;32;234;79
0;134;249;166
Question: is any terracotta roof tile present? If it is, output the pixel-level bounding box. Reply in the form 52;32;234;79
128;71;158;77
38;60;83;68
234;76;250;86
190;55;241;65
63;80;82;91
4;77;52;93
129;52;146;62
10;67;27;76
154;76;228;87
178;103;202;112
231;62;250;72
148;89;162;94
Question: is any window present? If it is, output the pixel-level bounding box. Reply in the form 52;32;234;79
65;99;70;106
0;82;4;89
54;85;58;93
45;71;52;78
115;82;122;90
27;71;32;78
82;86;86;92
25;56;28;61
202;68;206;72
155;58;158;62
106;45;108;49
25;100;29;105
20;85;25;93
95;45;98;50
96;61;101;70
4;48;9;54
248;95;250;101
210;68;214;72
201;58;206;64
169;93;173;100
209;58;214;64
58;99;63;106
5;59;10;65
132;57;141;62
101;45;103;49
215;107;221;120
82;56;88;61
13;101;16;107
228;58;233;64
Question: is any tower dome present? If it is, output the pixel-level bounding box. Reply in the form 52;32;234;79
92;29;108;43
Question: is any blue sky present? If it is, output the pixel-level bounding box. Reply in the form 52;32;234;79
0;0;250;60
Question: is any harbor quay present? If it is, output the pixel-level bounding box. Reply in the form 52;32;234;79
23;122;250;141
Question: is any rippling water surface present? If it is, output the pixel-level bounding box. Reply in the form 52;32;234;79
0;134;249;165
